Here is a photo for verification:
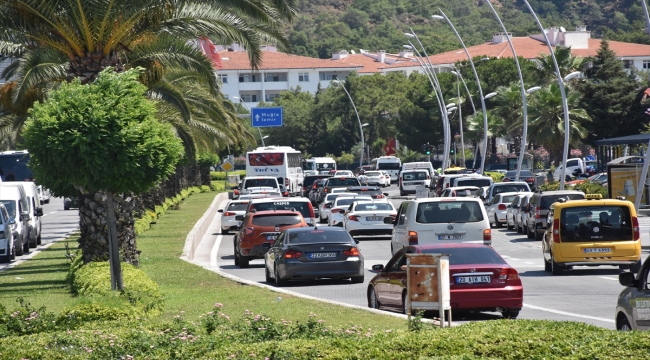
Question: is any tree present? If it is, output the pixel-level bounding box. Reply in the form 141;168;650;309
23;68;184;289
466;109;505;163
534;46;586;85
578;40;649;145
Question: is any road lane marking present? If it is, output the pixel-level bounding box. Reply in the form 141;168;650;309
524;303;615;323
211;234;222;267
597;276;618;281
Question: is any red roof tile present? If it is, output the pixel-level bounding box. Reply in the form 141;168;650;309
218;51;363;71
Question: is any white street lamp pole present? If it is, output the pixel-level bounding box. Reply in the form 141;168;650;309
480;1;529;181
433;11;490;174
643;0;650;38
521;0;577;190
455;74;466;166
334;79;366;170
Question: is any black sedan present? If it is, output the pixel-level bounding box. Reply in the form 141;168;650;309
264;227;364;286
345;186;388;200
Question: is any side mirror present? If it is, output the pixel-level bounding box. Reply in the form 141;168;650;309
8;219;16;225
353;238;360;244
36;208;44;217
371;264;384;272
507;204;511;208
619;272;638;287
235;215;244;221
218;209;224;213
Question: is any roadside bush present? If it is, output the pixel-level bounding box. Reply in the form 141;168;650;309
0;298;58;338
57;303;133;327
575;181;608;197
539;182;560;191
200;185;211;193
484;171;504;182
211;170;246;181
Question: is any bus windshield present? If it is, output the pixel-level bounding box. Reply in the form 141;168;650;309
0;154;33;182
248;153;284;166
377;162;400;170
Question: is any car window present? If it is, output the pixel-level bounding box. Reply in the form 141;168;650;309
365;172;381;176
421;247;505;265
567;159;579;167
402;172;427;181
398;203;408;225
416;201;484;223
501;195;517;204
244;179;278;188
349;188;381;195
0;200;16;219
490;195;499;205
274;232;286;247
251;214;302;226
250;201;311;220
540;194;584;209
327;178;360;187
354;203;393;211
494;184;529;194
287;230;351;244
227;202;249;211
387;250;408;272
560;206;633;242
335;197;371;206
455;178;491;187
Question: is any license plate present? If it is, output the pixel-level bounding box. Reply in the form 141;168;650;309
456;276;491;284
366;216;383;221
584;248;611;253
266;235;278;241
309;252;336;259
438;235;463;240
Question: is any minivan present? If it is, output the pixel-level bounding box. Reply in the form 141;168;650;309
14;182;44;246
0;184;31;256
0;204;16;263
524;190;585;240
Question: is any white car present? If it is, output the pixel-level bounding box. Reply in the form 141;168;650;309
505;192;533;231
364;171;387;187
331;188;351;194
399;170;430;196
486;192;521;228
389;197;491;255
380;171;391;187
37;185;51;204
343;201;396;237
333;170;354;177
328;195;373;226
439;186;480;198
218;200;249;235
318;193;358;223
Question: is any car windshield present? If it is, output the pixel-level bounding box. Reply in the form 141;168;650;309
245;179;278;188
251;201;311;220
560;206;632;242
227;202;249;211
541;194;584;209
377;162;400;170
336;198;370;206
402;172;427;181
354;203;393;211
327;178;360;187
416;201;484;223
0;200;16;219
304;176;330;186
493;184;529;195
421;247;505;265
451;188;476;197
453;178;491;188
287;230;351;244
251;214;302;226
501;195;517;204
349;188;381;196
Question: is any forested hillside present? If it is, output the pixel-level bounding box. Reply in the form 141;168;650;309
286;0;650;58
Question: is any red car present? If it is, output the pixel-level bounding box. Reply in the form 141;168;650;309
367;243;523;318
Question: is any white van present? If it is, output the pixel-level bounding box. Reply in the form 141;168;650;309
401;162;435;179
0;204;16;263
553;158;586;181
399;170;430;196
372;156;402;184
14;182;43;246
0;184;31;256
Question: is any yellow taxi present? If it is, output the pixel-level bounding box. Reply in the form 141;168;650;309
542;194;641;275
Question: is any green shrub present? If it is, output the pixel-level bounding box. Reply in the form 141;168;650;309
0;298;58;337
211;181;225;192
575;181;608;197
484;171;504;182
57;302;133;327
200;185;211;193
210;170;246;180
71;262;163;315
539;182;560;191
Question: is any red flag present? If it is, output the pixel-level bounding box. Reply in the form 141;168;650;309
198;36;222;70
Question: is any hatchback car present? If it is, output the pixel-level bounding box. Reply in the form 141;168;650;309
247;197;316;226
387;197;491;256
233;210;308;268
505;193;532;231
525;190;585;240
616;254;650;331
264;226;364;286
364;171;387;187
318;193;358;223
367;244;523;318
218;200;249;235
542;194;641;275
486;192;521;228
343;201;397;237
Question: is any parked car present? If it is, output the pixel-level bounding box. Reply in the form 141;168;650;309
542;194;641;275
0;184;31;256
64;196;80;210
515;193;534;234
505;193;532;231
616;253;650;330
37;185;51;204
502;170;537;191
13;182;44;246
525;190;585;240
387;197;491;256
0;203;16;263
343;201;397;237
233;210;308;268
264;226;364;286
486;192;521;229
367;243;523;318
218;200;249;235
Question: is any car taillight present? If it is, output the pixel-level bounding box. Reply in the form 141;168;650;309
483;229;492;245
324;203;331;209
343;247;360;256
332;208;343;213
552;219;560;243
234;189;240;195
376;194;385;199
445;183;449;188
283;192;289;196
535;206;542;219
408;231;418;245
349;215;360;221
499;268;520;283
526;177;534;183
244;227;254;237
633;216;640;241
224;211;236;216
285;178;289;186
324;188;328;193
498;204;506;211
284;249;302;259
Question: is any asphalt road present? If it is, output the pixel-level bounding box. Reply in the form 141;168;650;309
214;184;650;329
0;197;79;271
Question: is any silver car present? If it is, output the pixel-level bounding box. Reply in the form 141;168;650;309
218;200;249;235
616;254;650;331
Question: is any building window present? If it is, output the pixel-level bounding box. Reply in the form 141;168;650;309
218;74;227;84
623;60;634;69
265;93;281;102
240;94;258;102
238;74;258;83
319;73;339;81
265;73;280;82
299;73;309;82
644;60;650;69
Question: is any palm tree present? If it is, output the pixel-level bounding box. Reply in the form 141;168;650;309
526;83;591;166
535;46;586;85
466;109;505;163
395;147;424;163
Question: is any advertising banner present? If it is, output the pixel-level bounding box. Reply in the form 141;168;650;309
608;165;647;206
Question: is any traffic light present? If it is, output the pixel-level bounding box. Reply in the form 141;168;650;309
450;147;455;155
425;142;431;155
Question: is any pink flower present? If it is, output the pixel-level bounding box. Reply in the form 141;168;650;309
214;303;224;308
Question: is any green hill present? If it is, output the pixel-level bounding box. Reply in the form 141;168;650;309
286;0;650;58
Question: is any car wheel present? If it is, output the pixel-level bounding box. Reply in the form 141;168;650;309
233;242;240;266
265;262;273;283
501;309;519;319
617;314;633;331
368;286;380;309
0;242;10;263
494;215;502;228
534;229;543;241
544;256;552;272
506;217;514;230
222;228;229;235
238;252;249;268
274;264;287;287
64;205;70;210
402;292;410;315
631;260;642;273
526;225;534;239
36;235;41;246
551;253;563;275
29;237;37;248
351;274;364;284
45;199;50;204
15;238;24;256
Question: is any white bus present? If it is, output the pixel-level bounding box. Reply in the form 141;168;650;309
371;156;402;184
302;157;337;174
246;146;303;196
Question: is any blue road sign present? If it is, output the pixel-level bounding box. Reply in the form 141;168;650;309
585;155;595;161
251;107;283;127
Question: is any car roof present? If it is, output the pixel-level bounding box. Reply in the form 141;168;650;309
249;197;310;204
493;181;529;186
409;197;481;203
448;186;480;190
536;190;585;195
346;186;380;190
552;198;634;209
287;226;346;233
414;243;494;251
496;192;524;197
250;210;302;216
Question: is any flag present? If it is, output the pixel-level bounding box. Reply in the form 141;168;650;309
198;36;222;70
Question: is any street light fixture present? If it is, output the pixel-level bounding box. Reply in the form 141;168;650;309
432;11;492;174
527;86;542;93
564;71;582;81
233;96;267;147
334;79;366;169
484;92;498;99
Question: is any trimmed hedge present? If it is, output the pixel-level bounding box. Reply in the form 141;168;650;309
135;186;205;234
484;171;505;182
210;170;246;181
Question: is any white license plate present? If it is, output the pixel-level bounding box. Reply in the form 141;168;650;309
456;276;491;284
584;248;611;253
266;235;278;241
439;235;463;240
309;252;336;259
366;216;383;221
